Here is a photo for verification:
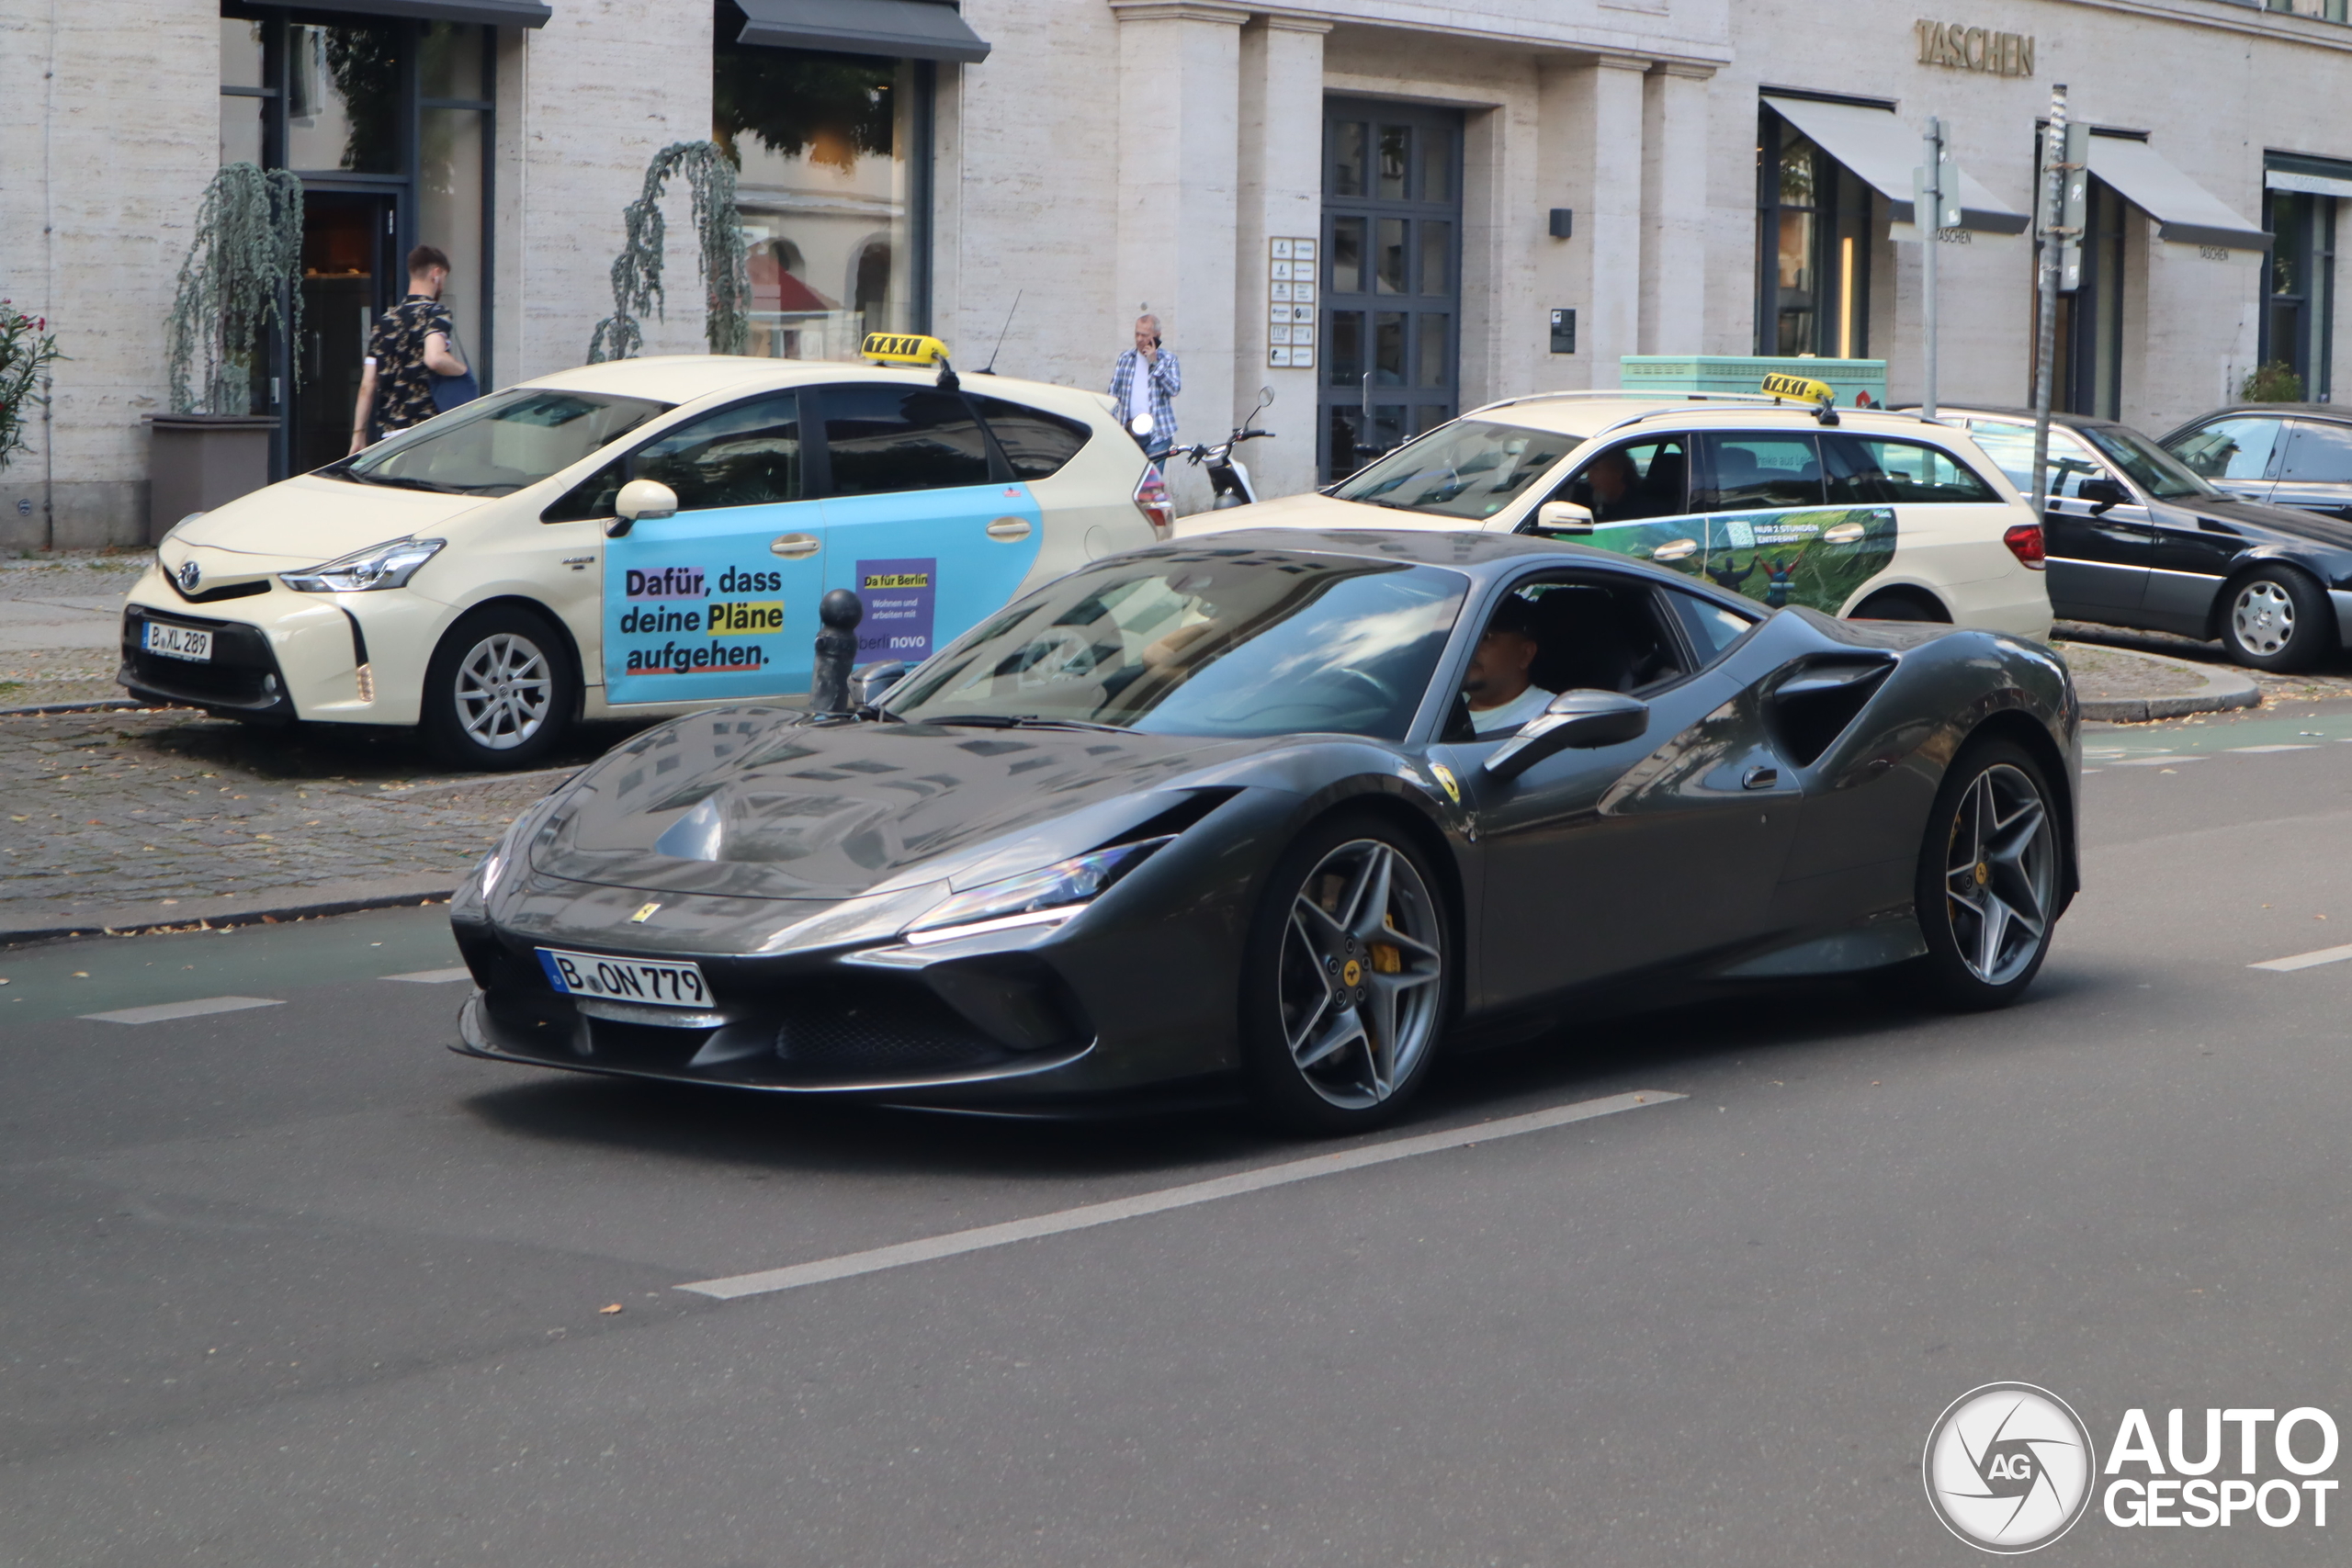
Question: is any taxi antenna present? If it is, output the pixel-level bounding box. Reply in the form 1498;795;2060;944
980;290;1023;376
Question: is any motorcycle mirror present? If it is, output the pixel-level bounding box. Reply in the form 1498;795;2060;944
1129;412;1155;437
1260;385;1276;407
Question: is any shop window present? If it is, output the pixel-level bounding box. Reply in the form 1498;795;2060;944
716;3;932;361
1755;110;1871;358
2036;168;2127;420
2261;188;2335;401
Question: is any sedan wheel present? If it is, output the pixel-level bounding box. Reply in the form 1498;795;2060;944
2221;569;2333;672
423;606;575;770
456;633;554;751
1244;819;1450;1131
1912;742;2060;1009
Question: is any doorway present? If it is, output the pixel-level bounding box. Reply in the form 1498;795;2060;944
1320;98;1464;483
295;191;398;474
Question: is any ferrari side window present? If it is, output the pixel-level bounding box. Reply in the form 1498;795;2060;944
1660;589;1759;662
1460;576;1690;738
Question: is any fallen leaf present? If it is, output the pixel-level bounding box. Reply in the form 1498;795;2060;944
599;1303;624;1315
71;972;88;978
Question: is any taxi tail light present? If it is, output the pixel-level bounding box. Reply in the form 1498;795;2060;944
1133;464;1174;539
2003;522;2046;570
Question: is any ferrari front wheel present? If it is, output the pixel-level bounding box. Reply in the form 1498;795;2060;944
1914;740;2059;1010
1240;816;1451;1134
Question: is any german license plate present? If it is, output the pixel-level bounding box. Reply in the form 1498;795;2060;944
537;947;711;1009
142;621;213;661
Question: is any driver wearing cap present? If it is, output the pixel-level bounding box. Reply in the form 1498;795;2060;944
1463;594;1555;737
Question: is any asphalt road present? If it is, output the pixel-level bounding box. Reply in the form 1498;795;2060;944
6;700;2352;1565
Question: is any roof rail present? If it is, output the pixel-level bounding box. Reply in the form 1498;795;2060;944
1467;389;1796;417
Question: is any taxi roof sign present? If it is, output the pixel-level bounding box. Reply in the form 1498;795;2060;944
1759;371;1835;405
862;333;951;367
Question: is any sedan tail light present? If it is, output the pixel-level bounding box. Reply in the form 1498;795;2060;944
2003;522;2046;570
1133;463;1174;539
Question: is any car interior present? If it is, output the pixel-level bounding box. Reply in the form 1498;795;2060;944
1442;575;1694;741
1553;437;1690;523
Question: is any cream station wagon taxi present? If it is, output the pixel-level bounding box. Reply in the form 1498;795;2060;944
121;340;1168;767
1182;379;2052;638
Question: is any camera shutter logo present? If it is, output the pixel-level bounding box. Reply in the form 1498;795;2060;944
1923;1382;2097;1552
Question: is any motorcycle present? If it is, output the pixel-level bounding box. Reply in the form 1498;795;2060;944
1174;385;1277;510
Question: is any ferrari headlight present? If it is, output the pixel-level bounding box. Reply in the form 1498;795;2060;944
280;536;446;593
903;836;1171;945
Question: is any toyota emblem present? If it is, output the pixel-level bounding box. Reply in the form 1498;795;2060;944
176;559;201;592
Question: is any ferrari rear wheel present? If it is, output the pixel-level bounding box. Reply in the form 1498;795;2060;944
1914;740;2058;1010
1241;816;1450;1133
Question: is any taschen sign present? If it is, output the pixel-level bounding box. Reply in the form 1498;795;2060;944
1915;18;2036;77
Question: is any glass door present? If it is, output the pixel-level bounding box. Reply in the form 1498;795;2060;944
293;191;398;474
1320;98;1463;483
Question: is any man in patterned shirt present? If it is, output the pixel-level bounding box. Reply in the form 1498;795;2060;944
1108;312;1181;459
349;244;468;454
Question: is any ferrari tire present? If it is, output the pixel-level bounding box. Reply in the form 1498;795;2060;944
422;604;575;771
1239;813;1453;1134
1912;739;2059;1010
2219;567;2332;672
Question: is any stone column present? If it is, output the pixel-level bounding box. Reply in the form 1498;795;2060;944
1641;63;1713;356
1235;10;1329;501
1111;1;1246;510
1583;55;1649;388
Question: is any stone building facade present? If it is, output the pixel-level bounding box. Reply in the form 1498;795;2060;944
6;0;2352;547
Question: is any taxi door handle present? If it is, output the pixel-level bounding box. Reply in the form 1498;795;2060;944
770;533;820;559
1742;766;1780;791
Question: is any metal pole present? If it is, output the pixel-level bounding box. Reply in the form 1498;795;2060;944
2030;85;2069;523
1922;117;1941;423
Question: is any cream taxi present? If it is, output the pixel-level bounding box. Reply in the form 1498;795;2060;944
1181;379;2052;637
121;339;1169;767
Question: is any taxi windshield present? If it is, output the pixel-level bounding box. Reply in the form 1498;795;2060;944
886;549;1468;740
1329;419;1582;520
331;388;671;496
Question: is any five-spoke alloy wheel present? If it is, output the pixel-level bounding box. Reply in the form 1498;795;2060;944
1243;817;1450;1131
424;605;576;770
1914;741;2060;1009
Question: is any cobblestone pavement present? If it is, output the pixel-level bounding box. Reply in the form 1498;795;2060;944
0;550;148;707
2052;640;2238;702
2054;618;2352;705
0;708;647;936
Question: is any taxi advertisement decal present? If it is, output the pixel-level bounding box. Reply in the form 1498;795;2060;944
856;557;936;662
605;532;813;705
1577;506;1896;615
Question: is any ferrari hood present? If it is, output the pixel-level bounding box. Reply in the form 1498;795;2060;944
529;711;1286;902
174;474;496;563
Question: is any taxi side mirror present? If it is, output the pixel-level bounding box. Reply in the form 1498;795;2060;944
1483;690;1650;782
607;478;679;538
2078;478;2130;514
1535;500;1595;536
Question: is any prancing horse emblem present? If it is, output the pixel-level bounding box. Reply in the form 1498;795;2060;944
176;559;201;592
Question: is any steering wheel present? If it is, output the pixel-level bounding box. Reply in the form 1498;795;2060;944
1014;628;1099;689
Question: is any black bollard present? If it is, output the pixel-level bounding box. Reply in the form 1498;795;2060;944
808;588;864;714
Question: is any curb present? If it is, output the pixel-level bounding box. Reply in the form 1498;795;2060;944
0;698;159;718
2070;645;2262;723
0;874;462;948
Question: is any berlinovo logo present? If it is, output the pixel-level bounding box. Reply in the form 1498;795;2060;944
1923;1383;2097;1552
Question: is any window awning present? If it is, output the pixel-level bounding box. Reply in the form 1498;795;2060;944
1762;95;2028;236
2266;153;2352;201
733;0;990;63
2086;136;2267;252
250;0;552;26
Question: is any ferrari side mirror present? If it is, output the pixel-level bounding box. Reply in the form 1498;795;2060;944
1482;689;1649;782
853;660;910;708
1534;500;1595;536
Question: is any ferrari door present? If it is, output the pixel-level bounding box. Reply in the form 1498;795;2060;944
811;382;1044;668
1441;571;1802;1010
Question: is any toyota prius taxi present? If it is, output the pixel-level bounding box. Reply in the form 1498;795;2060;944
120;337;1171;768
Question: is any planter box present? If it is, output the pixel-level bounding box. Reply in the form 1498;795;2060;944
144;414;278;545
1620;355;1889;410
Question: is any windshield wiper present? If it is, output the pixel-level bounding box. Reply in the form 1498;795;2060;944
928;714;1129;734
338;470;452;493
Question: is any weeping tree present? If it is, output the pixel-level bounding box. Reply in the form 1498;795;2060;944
164;164;304;415
587;141;752;362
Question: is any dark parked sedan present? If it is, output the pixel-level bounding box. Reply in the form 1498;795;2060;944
1941;406;2352;671
450;528;2079;1131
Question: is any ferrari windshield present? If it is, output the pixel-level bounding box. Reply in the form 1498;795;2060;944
1329;419;1582;520
885;548;1468;740
330;388;671;496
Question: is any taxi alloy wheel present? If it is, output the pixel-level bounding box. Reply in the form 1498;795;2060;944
1913;741;2058;1009
1246;819;1449;1130
424;605;575;770
2222;569;2331;672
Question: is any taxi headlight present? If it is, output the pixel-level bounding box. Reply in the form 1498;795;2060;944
280;536;446;593
902;837;1172;945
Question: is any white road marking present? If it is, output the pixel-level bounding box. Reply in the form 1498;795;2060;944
679;1090;1686;1301
82;996;283;1025
2108;755;2205;766
2249;942;2352;973
385;967;472;984
2226;744;2319;753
